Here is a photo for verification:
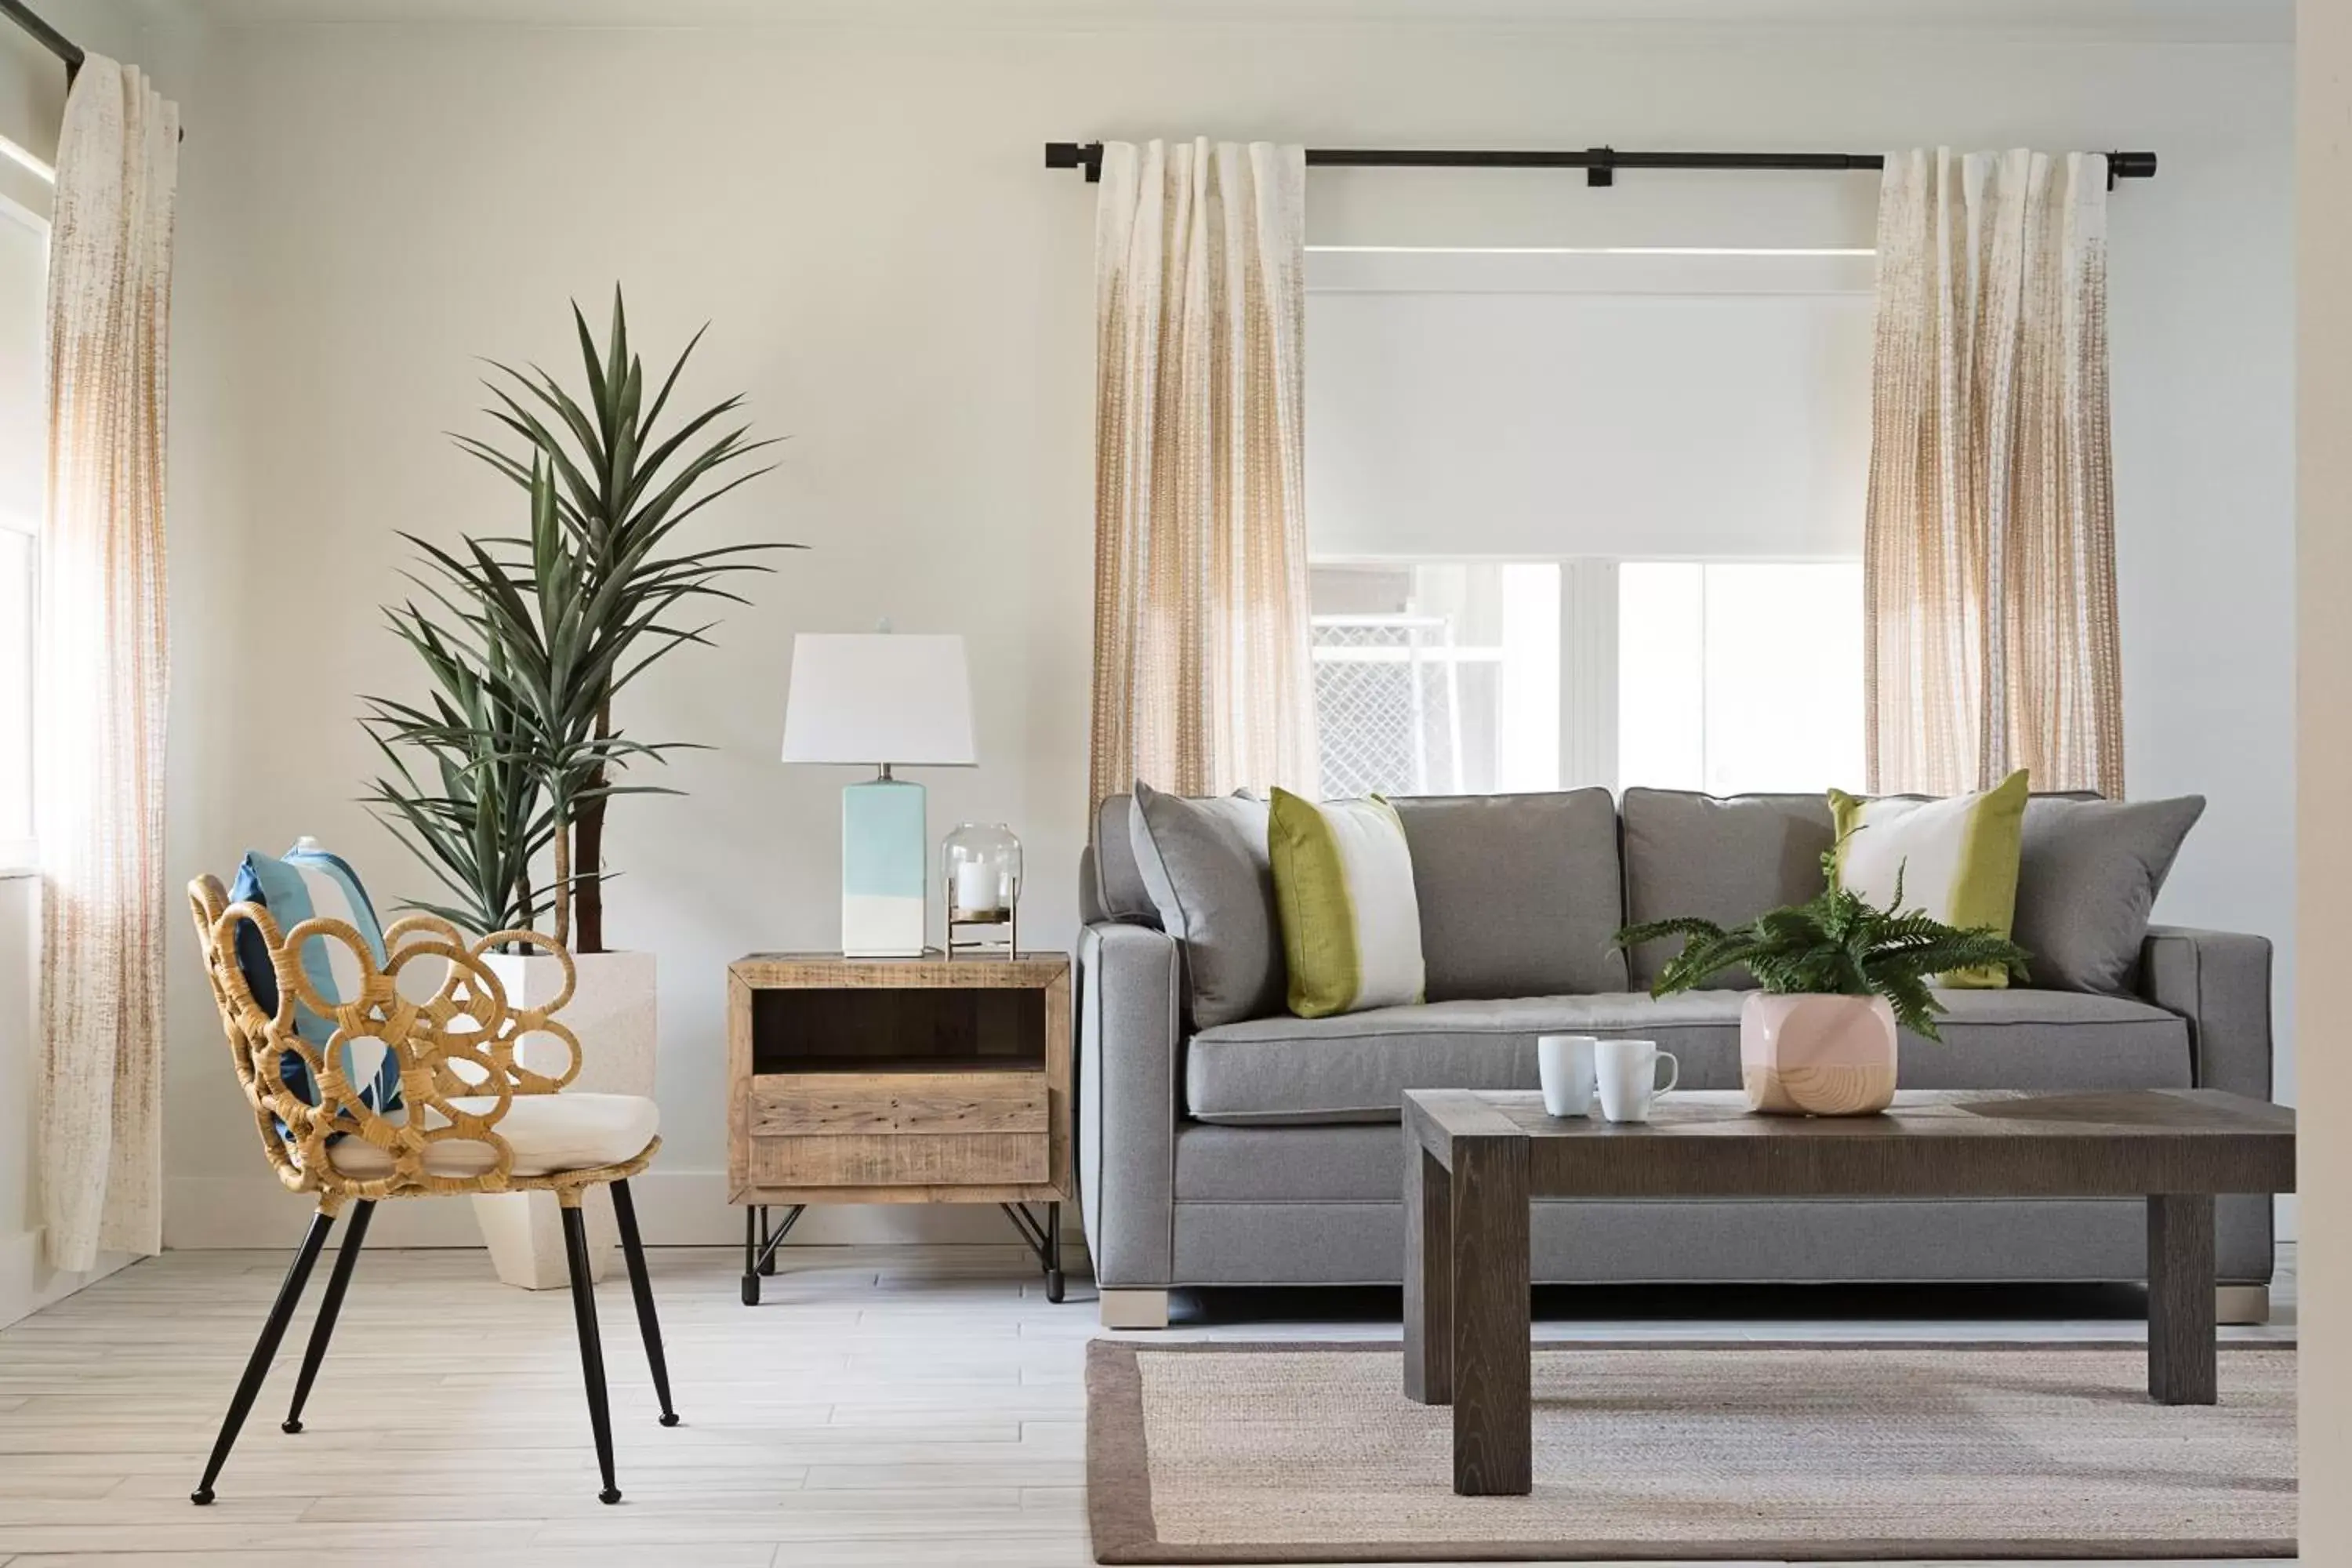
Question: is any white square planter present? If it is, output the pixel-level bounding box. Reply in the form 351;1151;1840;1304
470;949;657;1290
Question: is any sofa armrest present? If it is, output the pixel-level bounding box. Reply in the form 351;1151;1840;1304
1078;920;1183;1289
2139;926;2274;1100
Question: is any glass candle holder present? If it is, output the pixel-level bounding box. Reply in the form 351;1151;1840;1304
942;822;1022;957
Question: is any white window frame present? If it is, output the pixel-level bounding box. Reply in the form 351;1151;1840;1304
1307;554;1864;799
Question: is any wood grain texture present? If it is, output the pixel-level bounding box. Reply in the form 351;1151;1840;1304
748;1133;1046;1188
750;1072;1047;1137
1403;1085;2292;1490
1411;1090;2297;1200
2150;1193;2220;1404
1743;1061;1898;1116
726;953;1073;1207
1400;1137;1451;1406
729;953;1070;989
1448;1134;1530;1496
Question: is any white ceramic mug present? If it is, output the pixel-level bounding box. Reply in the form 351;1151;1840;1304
1536;1034;1598;1118
1596;1038;1680;1124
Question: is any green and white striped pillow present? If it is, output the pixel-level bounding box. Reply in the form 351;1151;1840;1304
1267;789;1426;1018
1830;769;2030;989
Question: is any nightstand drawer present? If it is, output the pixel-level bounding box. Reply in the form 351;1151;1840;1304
747;1131;1047;1187
750;1070;1047;1138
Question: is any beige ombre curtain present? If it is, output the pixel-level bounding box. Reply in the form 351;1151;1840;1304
38;57;178;1272
1864;147;2122;799
1089;138;1317;808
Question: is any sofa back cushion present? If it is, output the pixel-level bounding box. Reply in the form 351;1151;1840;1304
1127;782;1285;1027
1389;789;1627;999
1620;789;1835;989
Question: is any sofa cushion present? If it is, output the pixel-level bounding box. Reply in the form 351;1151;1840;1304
1129;782;1284;1027
1621;789;1835;989
1269;789;1426;1018
1183;989;2190;1125
1390;789;1627;999
1090;793;1160;925
2013;794;2206;995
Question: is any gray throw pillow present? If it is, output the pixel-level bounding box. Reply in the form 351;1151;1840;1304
2011;795;2205;994
1127;782;1284;1027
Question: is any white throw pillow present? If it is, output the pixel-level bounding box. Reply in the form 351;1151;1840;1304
1830;770;2030;988
1267;789;1425;1018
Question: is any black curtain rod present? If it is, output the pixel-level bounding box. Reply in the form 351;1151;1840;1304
1045;142;2158;190
3;0;186;140
2;0;84;82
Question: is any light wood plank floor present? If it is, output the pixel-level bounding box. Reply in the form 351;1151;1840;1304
0;1241;2297;1567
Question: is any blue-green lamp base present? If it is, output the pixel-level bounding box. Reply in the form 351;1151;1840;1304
842;777;927;956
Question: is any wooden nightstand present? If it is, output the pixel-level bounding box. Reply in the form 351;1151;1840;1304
726;952;1073;1304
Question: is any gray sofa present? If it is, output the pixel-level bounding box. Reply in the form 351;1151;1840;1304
1075;787;2275;1328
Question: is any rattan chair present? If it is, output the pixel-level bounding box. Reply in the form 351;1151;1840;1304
186;875;675;1506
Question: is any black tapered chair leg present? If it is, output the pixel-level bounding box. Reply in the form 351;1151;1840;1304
561;1201;622;1504
191;1208;336;1504
609;1181;679;1427
282;1199;375;1434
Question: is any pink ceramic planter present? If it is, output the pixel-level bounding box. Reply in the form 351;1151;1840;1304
1740;993;1899;1116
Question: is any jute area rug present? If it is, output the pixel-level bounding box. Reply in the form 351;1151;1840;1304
1086;1340;2296;1563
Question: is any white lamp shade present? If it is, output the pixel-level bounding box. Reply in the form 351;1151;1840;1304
780;633;977;767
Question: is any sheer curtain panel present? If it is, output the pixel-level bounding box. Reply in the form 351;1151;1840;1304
1089;139;1317;807
38;57;178;1272
1864;148;2123;799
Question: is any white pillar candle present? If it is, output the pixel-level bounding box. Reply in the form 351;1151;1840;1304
954;858;1000;914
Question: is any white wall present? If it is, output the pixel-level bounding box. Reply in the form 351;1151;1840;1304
130;10;2292;1245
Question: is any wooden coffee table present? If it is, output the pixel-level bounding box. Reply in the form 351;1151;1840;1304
1400;1087;2296;1496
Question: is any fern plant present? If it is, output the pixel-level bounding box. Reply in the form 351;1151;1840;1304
1614;850;2030;1041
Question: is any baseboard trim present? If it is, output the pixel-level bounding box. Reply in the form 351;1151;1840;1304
1;1229;137;1328
164;1171;1088;1250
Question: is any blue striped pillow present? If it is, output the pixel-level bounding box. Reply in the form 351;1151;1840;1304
227;838;403;1127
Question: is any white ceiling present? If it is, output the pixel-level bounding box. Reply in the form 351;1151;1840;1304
128;0;2293;41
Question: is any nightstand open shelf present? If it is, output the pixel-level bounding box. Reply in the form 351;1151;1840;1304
726;952;1073;1304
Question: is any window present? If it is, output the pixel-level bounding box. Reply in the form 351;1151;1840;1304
1308;557;1864;800
1309;562;1560;798
1617;561;1865;795
0;194;42;868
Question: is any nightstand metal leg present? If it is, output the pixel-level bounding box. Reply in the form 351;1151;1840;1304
742;1204;805;1304
1000;1201;1066;1302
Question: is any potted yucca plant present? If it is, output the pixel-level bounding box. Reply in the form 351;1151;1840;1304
365;290;793;1286
1615;849;2028;1116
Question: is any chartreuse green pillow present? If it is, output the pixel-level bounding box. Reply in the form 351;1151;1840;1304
1267;788;1426;1018
1830;769;2030;989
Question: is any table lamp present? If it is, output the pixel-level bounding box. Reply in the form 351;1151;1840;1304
781;632;976;956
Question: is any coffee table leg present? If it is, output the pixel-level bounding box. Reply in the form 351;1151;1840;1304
1450;1134;1530;1496
1403;1138;1451;1404
2147;1193;2217;1405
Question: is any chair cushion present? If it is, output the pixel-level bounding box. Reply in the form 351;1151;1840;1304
1183;989;2190;1125
328;1092;659;1180
1389;789;1626;999
1129;783;1285;1027
1620;789;1837;989
227;838;402;1123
